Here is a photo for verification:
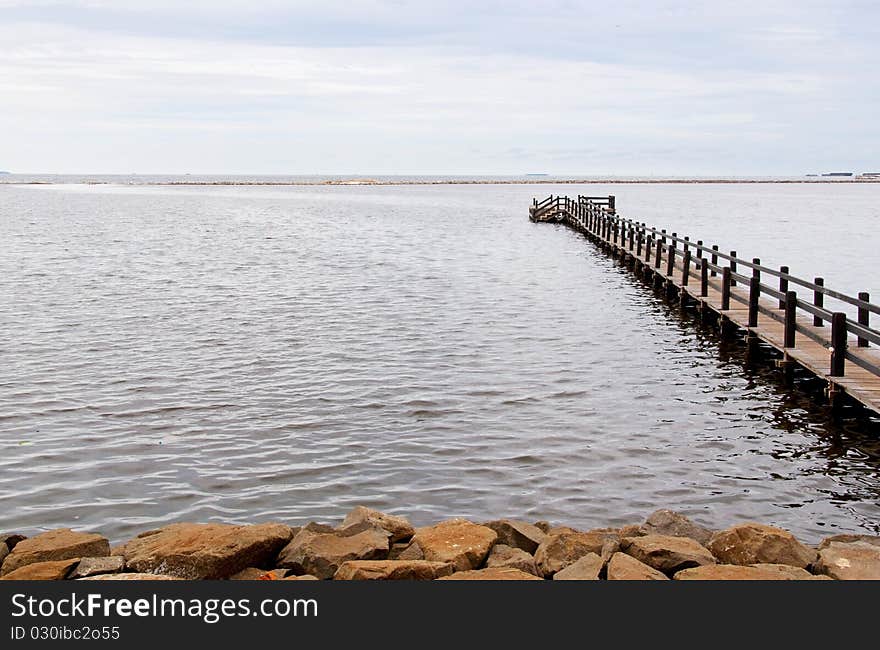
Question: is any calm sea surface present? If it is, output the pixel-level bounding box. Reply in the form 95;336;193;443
1;180;878;543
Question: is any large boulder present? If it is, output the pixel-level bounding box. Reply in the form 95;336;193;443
122;522;293;579
815;541;880;580
228;568;288;580
552;553;603;580
277;526;390;579
436;567;543;580
485;544;540;576
674;564;820;580
0;544;7;566
1;529;108;576
620;534;715;575
68;556;125;580
0;559;80;581
606;552;668;580
707;523;815;568
340;507;414;543
408;519;497;572
0;533;26;550
334;560;453;580
534;531;618;578
483;520;546;554
639;510;713;546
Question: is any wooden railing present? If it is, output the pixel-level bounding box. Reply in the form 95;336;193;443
530;194;880;379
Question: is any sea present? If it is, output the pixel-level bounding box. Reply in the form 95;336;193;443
1;175;878;543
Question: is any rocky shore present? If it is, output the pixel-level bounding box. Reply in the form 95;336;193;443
2;508;878;581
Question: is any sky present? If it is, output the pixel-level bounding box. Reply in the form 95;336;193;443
1;1;878;175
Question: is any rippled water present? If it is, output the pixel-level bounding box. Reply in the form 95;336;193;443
1;182;878;544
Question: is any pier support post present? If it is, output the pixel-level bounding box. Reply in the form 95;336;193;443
784;291;797;348
711;245;718;277
813;277;824;326
721;267;731;310
730;252;737;286
748;276;760;327
700;258;708;297
681;250;691;286
830;312;847;376
779;266;789;309
858;292;870;347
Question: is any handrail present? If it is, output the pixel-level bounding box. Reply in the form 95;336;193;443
534;194;880;382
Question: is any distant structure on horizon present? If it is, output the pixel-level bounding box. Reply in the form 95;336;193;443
821;172;853;177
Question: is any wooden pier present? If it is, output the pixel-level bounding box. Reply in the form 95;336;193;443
530;195;880;415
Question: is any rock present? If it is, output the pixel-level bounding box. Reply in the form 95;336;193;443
0;559;80;581
1;534;26;550
302;522;336;534
392;542;425;561
0;544;7;566
606;552;668;580
483;520;546;554
122;522;293;580
80;573;181;580
533;521;552;534
277;527;390;579
617;525;643;538
546;526;580;535
409;519;497;572
341;506;414;543
68;556;125;579
675;564;819;580
436;567;543;580
534;530;618;577
620;534;715;575
283;574;319;580
552;553;603;580
815;541;880;580
639;510;714;546
229;568;288;580
1;529;108;576
818;534;880;551
748;564;830;580
707;523;816;568
485;544;540;576
334;560;454;580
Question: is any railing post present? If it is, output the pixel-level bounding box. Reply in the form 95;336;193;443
711;245;718;277
666;240;676;277
608;195;615;214
748;276;760;327
752;258;760;282
655;237;662;268
830;312;847;376
730;251;737;286
858;292;870;347
779;266;789;309
721;267;731;310
681;250;691;286
636;231;642;257
700;258;708;297
696;240;703;259
646;236;653;263
684;236;689;254
813;277;824;326
784;291;797;348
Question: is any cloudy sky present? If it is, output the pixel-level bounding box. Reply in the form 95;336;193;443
1;1;877;175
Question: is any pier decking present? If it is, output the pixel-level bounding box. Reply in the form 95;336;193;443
530;195;880;415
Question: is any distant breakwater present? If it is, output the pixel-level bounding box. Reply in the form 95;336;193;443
2;507;878;581
4;178;880;186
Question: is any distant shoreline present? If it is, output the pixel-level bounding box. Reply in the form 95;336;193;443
3;178;880;186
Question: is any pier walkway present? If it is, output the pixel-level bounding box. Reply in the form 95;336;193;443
530;195;880;415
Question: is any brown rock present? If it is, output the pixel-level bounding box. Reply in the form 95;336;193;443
341;506;414;543
409;519;497;572
707;523;816;568
0;544;7;566
818;534;880;551
277;527;390;579
302;522;336;534
436;567;543;580
675;564;818;580
283;574;319;580
392;542;425;561
334;560;453;580
607;552;669;580
533;521;552;534
815;541;880;580
546;526;580;535
229;568;288;580
0;559;80;581
617;525;643;538
80;573;181;580
485;544;540;576
749;564;829;580
68;556;125;579
1;534;26;550
639;509;714;546
122;522;293;579
484;520;546;554
552;553;603;580
1;529;108;576
620;534;715;575
534;530;618;577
